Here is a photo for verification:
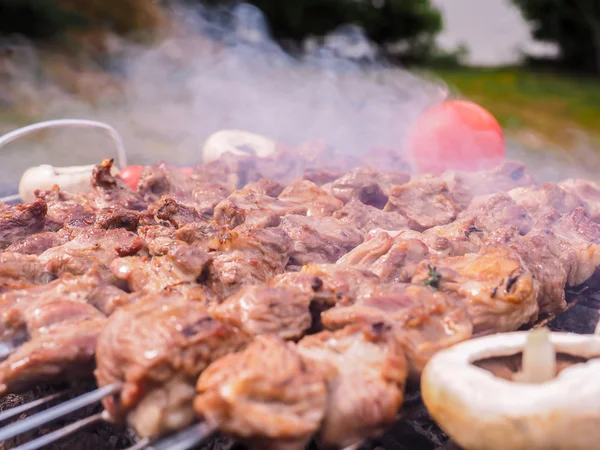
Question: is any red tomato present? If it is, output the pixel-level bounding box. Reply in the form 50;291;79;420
119;165;144;190
179;167;194;176
406;100;505;174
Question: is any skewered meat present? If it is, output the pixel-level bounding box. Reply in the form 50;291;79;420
0;271;127;343
441;161;535;208
214;190;307;229
195;335;327;450
278;215;363;266
323;166;410;209
154;195;208;228
0;252;51;290
208;227;292;299
38;227;147;281
320;283;473;375
95;206;141;231
111;241;212;296
189;182;231;218
242;179;285;197
384;177;460;231
96;291;249;437
337;231;430;282
295;324;408;448
558;178;600;221
508;183;584;222
547;207;600;285
459;192;532;235
411;247;539;334
278;180;343;217
270;264;379;309
137;162;193;203
333;198;409;235
91;159;147;211
0;199;48;249
35;185;95;227
0;300;106;394
5;230;70;255
209;285;313;340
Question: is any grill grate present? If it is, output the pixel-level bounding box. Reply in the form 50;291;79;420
1;278;598;450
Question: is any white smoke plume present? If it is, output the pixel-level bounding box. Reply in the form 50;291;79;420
0;1;597;186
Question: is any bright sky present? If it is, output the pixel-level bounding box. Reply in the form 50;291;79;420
432;0;558;66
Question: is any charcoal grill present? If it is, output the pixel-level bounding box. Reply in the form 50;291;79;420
0;276;598;450
0;120;598;450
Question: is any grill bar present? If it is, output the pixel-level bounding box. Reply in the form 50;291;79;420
13;411;104;450
145;422;217;450
0;391;66;424
0;383;121;441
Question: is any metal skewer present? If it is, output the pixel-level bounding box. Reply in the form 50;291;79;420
0;391;67;424
12;411;105;450
144;422;218;450
0;383;121;441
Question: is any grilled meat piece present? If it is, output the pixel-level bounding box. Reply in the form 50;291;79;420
137;225;177;256
208;228;292;299
5;230;70;256
38;228;146;281
35;185;95;227
323;166;410;209
412;247;539;334
302;168;341;186
209;285;313;340
0;271;127;342
137;162;193;203
91;159;147;211
0;299;106;394
111;241;213;296
278;180;343;217
0;199;48;249
214;190;307;229
242;179;285;197
333;198;409;235
270;264;379;311
195;335;327;450
189;183;231;218
154;196;207;228
442;161;536;208
558;178;600;222
508;183;584;222
548;207;600;286
505;230;569;314
95;206;140;231
459;192;533;235
384;177;460;231
194;152;263;190
0;252;50;290
297;324;408;448
337;231;430;282
279;215;363;266
321;283;473;376
96;292;249;437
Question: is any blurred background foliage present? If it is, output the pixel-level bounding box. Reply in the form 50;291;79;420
0;0;599;150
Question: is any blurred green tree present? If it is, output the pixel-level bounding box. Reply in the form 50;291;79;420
216;0;443;58
512;0;600;75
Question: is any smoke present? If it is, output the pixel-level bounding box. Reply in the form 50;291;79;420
0;2;447;180
0;1;597;185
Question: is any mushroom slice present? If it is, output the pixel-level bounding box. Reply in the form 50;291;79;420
202;130;277;164
19;164;121;202
422;329;600;450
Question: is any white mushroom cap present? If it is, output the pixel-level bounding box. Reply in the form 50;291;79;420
18;163;120;202
421;330;600;450
202;129;277;164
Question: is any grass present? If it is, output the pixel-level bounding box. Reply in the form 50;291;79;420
428;66;600;150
